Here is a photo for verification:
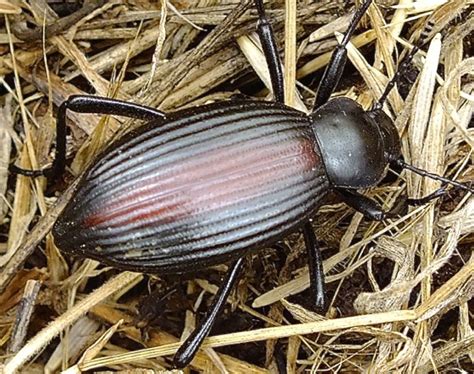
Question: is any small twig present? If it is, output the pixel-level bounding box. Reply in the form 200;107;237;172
146;0;252;107
3;271;141;374
7;280;41;354
145;0;168;91
284;0;297;107
0;179;78;294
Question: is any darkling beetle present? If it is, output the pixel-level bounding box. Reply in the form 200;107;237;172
9;0;473;369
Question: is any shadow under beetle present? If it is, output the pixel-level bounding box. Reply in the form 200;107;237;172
10;0;474;368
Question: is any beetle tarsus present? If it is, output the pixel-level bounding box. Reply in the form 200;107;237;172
405;186;448;206
303;222;326;312
8;163;53;178
254;0;285;103
173;258;245;368
10;95;166;182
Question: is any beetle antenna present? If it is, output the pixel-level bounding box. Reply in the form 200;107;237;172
372;45;419;111
372;12;439;112
395;159;474;194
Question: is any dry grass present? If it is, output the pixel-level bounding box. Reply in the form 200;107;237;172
0;0;473;373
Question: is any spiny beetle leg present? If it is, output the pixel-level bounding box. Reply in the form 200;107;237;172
302;222;326;312
313;0;373;109
254;0;284;104
173;257;245;369
10;95;165;181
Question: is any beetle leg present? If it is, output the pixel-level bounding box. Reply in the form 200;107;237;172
56;95;166;120
254;0;284;103
302;222;326;312
405;186;449;206
337;188;389;221
10;95;165;181
173;257;245;369
313;0;373;109
337;186;449;221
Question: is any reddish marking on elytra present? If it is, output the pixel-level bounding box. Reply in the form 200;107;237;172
84;136;319;228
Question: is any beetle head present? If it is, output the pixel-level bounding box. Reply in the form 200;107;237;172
367;108;401;164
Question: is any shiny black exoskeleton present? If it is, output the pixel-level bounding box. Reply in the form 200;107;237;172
10;0;473;369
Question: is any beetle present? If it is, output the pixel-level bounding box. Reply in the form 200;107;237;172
9;0;473;368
